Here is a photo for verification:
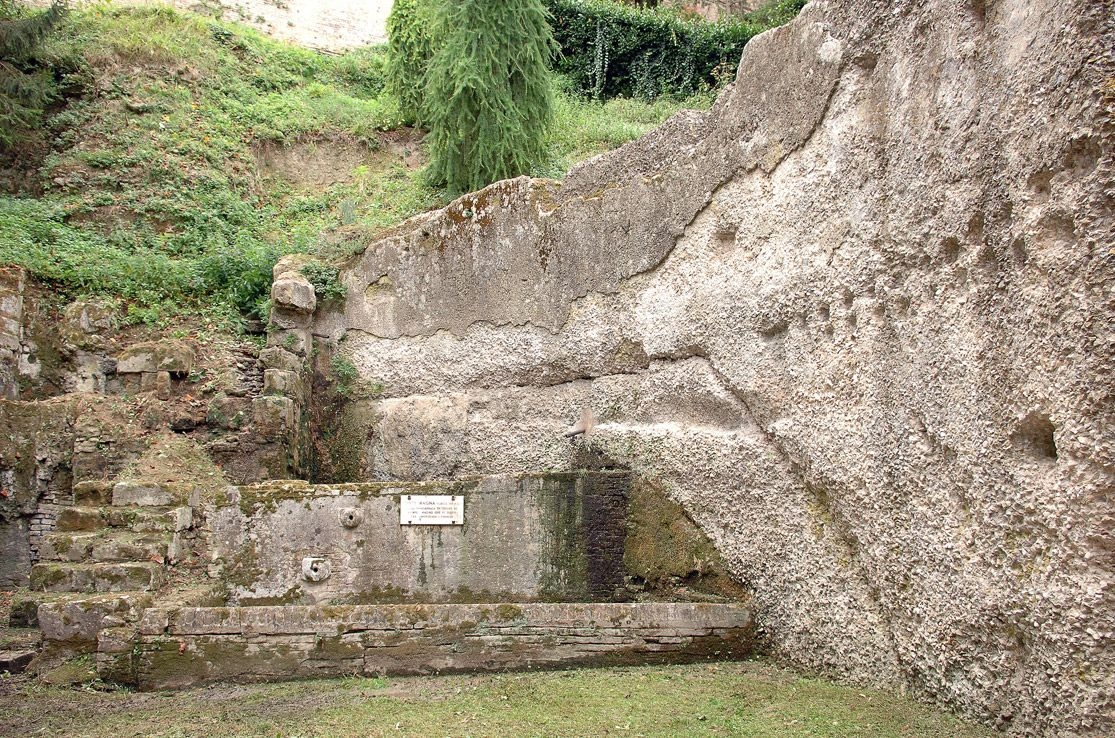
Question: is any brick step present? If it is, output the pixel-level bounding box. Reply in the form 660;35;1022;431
29;562;166;594
55;505;192;534
40;531;169;564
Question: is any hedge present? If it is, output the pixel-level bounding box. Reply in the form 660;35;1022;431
544;0;806;100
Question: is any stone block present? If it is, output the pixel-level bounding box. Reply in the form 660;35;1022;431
271;276;316;314
266;329;310;356
38;593;152;648
112;482;174;507
252;396;297;436
61;300;115;336
30;562;166;593
263;368;303;397
0;649;35;674
272;254;313;280
269;308;312;330
73;480;113;506
0;294;21;318
173;506;193;533
0;517;31;587
259;347;304;373
116;340;195;375
124;603;753;689
206;395;248;430
55;507;105;533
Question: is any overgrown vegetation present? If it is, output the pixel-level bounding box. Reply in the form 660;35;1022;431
0;4;425;328
546;0;807;99
0;0;68;146
384;0;435;124
0;0;803;329
424;0;556;194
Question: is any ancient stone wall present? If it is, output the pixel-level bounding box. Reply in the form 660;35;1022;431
117;602;754;689
209;473;631;605
312;0;1114;734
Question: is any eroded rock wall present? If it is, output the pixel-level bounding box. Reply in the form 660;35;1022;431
313;0;1113;734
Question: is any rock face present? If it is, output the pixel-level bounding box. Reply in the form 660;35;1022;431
311;0;1113;734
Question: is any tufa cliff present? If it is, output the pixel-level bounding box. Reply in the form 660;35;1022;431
291;0;1114;734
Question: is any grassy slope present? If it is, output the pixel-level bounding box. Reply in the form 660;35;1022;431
0;4;709;329
0;662;998;738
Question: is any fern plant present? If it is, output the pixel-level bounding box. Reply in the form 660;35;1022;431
423;0;556;196
0;0;67;148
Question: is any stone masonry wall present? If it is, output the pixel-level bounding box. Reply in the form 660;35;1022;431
115;602;754;689
311;1;1114;735
209;473;630;605
0;398;79;586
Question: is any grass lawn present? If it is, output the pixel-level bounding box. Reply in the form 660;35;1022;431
0;661;997;738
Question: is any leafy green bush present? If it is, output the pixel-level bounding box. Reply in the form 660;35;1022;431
424;0;556;195
329;353;358;397
301;259;345;303
0;197;280;322
544;0;805;100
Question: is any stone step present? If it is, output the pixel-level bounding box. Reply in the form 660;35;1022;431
0;649;36;674
7;592;71;628
111;481;194;507
116;601;754;690
0;626;41;652
55;505;192;534
72;480;114;506
29;562;166;594
37;592;153;653
40;531;169;564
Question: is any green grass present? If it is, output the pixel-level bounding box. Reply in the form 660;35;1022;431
0;662;997;738
0;4;712;329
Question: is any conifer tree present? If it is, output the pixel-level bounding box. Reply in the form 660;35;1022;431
424;0;555;195
384;0;437;125
0;0;67;147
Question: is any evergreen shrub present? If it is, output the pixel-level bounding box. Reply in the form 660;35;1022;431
384;0;437;124
424;0;556;195
0;0;69;147
545;0;806;100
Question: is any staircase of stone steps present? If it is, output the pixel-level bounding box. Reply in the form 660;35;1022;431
13;480;204;668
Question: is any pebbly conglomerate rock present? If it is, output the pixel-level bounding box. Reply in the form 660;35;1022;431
311;0;1114;734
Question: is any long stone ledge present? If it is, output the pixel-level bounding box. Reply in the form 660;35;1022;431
115;602;754;690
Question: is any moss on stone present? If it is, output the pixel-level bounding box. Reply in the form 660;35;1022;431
536;474;589;600
624;479;749;601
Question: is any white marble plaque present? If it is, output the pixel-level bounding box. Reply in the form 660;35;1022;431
399;494;464;526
